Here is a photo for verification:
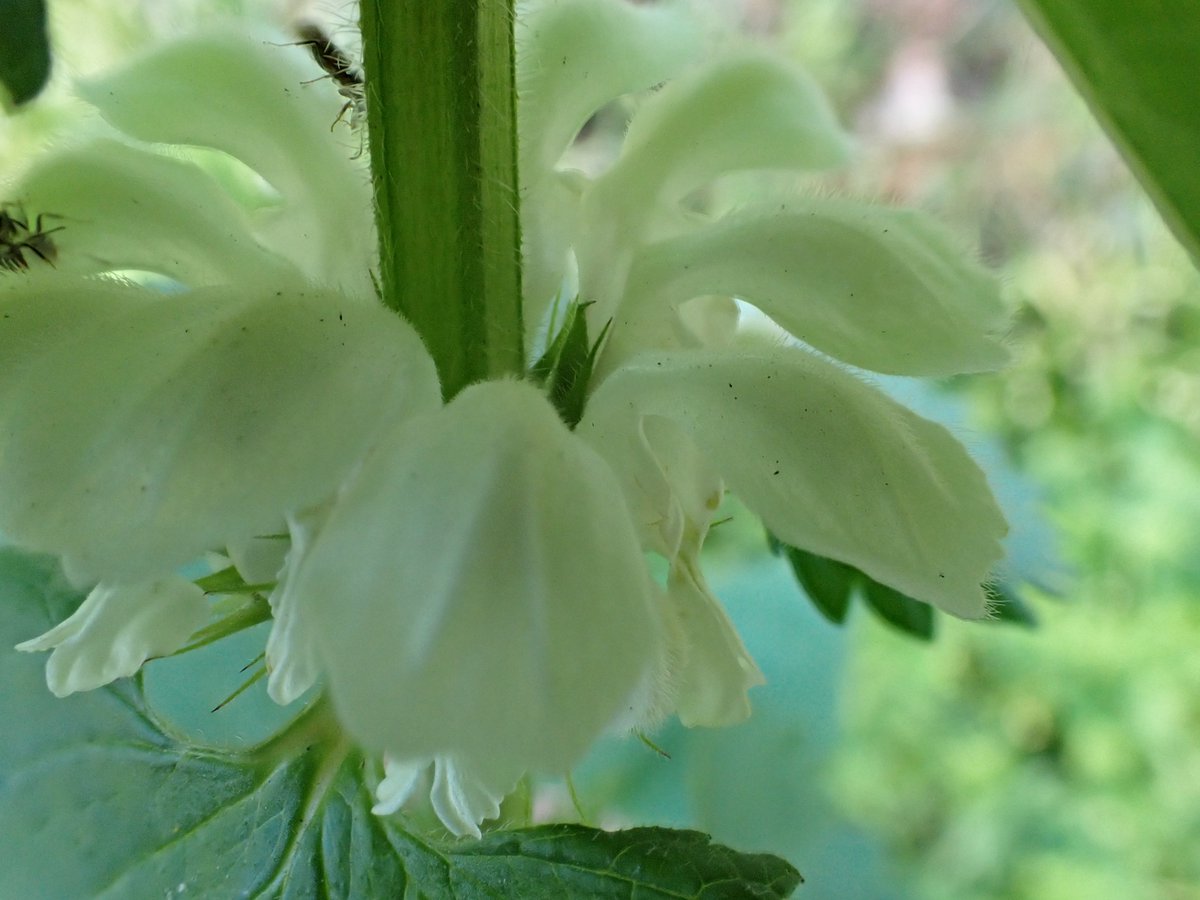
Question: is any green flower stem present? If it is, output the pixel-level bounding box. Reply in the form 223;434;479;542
360;1;524;399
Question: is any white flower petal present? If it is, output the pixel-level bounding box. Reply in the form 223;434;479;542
16;576;208;697
593;53;851;224
522;169;586;353
0;278;439;582
517;0;701;177
226;533;289;587
429;756;514;839
618;199;1008;376
578;54;852;326
582;348;1007;618
666;554;764;728
372;755;428;817
264;509;328;705
581;413;723;560
18;139;294;286
291;380;660;776
371;753;516;839
79;32;373;291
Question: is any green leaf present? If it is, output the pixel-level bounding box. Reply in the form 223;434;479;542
0;0;51;110
861;581;936;642
1014;0;1200;264
531;299;610;429
777;542;856;625
1;549;801;897
455;825;802;898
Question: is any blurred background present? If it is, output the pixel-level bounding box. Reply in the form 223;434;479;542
4;1;1200;897
568;2;1200;897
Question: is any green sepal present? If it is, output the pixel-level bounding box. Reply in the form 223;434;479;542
2;548;801;897
174;589;272;657
194;565;251;595
528;297;583;384
530;299;610;429
0;0;51;110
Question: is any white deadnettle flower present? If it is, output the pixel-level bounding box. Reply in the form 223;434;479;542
4;0;1008;836
2;24;657;836
519;0;1009;726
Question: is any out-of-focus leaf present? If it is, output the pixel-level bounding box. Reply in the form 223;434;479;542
1014;0;1200;265
0;0;51;110
1;549;802;897
775;536;1036;640
861;581;935;641
777;541;856;624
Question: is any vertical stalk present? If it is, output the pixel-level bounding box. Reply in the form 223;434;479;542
360;1;524;400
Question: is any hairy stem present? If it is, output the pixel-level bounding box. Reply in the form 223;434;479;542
360;0;524;399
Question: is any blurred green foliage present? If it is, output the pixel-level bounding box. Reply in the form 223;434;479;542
773;0;1200;896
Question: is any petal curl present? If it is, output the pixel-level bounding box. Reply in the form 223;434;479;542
582;348;1007;618
592;53;850;224
429;757;513;839
617;199;1009;375
0;278;439;582
16;576;208;697
666;554;764;728
264;509;328;705
291;380;660;777
372;754;514;839
372;755;426;816
517;0;701;177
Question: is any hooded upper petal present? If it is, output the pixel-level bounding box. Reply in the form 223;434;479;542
0;276;439;582
289;379;660;779
576;52;854;359
517;0;702;340
79;31;374;292
517;0;701;178
610;198;1009;376
582;347;1008;618
16;576;208;697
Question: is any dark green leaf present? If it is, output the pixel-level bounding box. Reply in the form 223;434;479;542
861;581;935;641
531;298;609;429
1014;0;1200;264
0;0;51;109
779;543;857;624
0;549;801;898
454;825;802;898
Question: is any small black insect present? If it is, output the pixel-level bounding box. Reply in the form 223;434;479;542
0;203;64;273
294;23;365;132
